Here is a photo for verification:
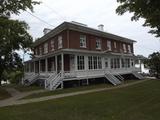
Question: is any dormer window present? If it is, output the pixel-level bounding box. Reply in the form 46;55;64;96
123;43;127;53
107;40;111;51
51;39;55;51
58;35;63;49
96;39;101;49
44;42;48;54
80;35;86;48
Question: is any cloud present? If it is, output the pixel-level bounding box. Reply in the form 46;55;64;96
12;0;160;60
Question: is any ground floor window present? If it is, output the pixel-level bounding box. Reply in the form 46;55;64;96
121;58;131;68
105;58;108;68
88;56;102;70
111;58;120;69
77;56;85;70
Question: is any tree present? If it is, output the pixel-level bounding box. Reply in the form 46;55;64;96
116;0;160;37
0;0;39;85
145;52;160;79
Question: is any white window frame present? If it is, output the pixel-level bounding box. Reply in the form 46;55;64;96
77;56;85;70
96;39;101;49
107;40;111;51
128;45;131;53
44;42;48;54
123;44;127;53
39;46;42;55
88;56;102;70
114;41;117;49
58;35;63;49
80;35;86;48
51;39;55;51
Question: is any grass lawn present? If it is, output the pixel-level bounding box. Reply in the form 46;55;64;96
0;79;159;120
13;85;43;92
0;87;11;100
22;80;137;99
22;83;113;99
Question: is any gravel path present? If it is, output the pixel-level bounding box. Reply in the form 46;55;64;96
0;79;149;108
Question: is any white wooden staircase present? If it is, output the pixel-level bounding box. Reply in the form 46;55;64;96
45;71;63;90
105;72;122;85
132;71;144;79
23;74;39;86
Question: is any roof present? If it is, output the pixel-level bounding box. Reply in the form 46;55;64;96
33;22;137;47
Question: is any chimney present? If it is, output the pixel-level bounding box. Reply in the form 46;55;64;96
43;28;51;35
98;24;104;31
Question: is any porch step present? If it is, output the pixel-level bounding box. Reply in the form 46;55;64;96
132;72;144;79
45;72;63;90
105;73;121;85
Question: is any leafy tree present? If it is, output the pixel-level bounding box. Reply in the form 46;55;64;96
116;0;160;37
0;0;39;85
145;52;160;78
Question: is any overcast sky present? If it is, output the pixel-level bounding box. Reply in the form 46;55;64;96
13;0;160;60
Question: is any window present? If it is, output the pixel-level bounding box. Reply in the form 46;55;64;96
114;41;117;49
128;45;131;53
80;35;86;48
88;56;102;69
131;59;134;67
111;58;120;69
123;44;127;53
107;40;111;51
58;36;62;49
97;57;102;69
35;48;38;55
96;39;101;49
51;39;55;51
105;58;108;68
121;58;125;68
88;56;93;69
77;56;85;70
121;58;130;68
44;42;48;54
39;46;42;55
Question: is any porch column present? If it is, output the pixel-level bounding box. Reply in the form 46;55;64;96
84;55;88;70
75;54;77;70
45;58;48;74
119;58;122;69
28;62;31;73
39;60;41;73
61;53;64;77
102;57;105;70
34;61;36;73
55;55;57;73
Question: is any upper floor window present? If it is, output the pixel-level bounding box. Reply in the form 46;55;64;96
107;40;111;51
51;39;55;51
128;45;131;53
58;36;63;49
114;41;117;49
80;35;86;48
123;43;127;53
39;46;42;55
35;48;38;55
44;42;48;54
96;39;101;49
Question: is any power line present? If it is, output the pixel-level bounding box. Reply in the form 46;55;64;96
26;11;55;27
42;2;67;21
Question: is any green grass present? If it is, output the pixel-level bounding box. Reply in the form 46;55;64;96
22;83;113;99
0;87;11;100
22;80;137;99
0;80;159;120
13;85;43;92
